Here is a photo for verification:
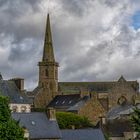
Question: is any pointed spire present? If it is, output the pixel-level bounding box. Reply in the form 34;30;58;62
42;13;55;62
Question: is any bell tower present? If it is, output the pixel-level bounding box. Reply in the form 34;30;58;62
37;14;59;106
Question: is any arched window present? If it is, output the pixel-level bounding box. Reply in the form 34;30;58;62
118;96;127;105
21;106;27;112
45;69;49;77
12;106;17;112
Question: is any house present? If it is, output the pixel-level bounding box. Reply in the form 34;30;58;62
12;109;62;140
48;94;105;124
0;75;31;112
100;104;140;140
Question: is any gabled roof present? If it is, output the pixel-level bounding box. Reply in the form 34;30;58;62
0;80;31;104
12;112;62;139
67;96;90;111
48;94;81;109
118;75;126;82
107;104;140;120
58;80;138;95
61;129;105;140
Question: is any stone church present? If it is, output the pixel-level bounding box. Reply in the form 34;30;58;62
32;14;139;124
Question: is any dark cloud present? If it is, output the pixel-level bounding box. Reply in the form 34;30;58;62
0;0;140;90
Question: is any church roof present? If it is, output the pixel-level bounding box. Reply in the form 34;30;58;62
0;80;31;104
12;112;62;139
61;129;105;140
58;80;138;95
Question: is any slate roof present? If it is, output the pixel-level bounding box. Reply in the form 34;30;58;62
67;96;90;111
12;112;62;139
0;80;31;104
107;104;140;120
103;120;133;137
61;129;105;140
58;80;138;94
48;94;81;109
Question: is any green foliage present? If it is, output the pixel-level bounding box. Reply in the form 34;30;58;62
131;107;140;138
104;133;111;140
0;95;24;140
0;119;24;140
0;95;11;122
56;112;93;129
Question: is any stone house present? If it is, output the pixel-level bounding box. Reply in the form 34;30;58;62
0;75;32;112
100;104;140;140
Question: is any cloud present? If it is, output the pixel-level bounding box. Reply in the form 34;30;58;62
0;0;140;90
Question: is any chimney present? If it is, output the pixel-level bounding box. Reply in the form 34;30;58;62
99;116;107;128
47;107;56;120
9;78;24;91
71;125;75;129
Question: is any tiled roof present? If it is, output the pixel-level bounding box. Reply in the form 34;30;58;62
12;112;62;139
61;129;105;140
0;80;31;104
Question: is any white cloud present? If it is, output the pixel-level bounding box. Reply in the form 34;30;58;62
0;0;140;90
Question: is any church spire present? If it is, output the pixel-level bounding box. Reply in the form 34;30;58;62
43;13;55;62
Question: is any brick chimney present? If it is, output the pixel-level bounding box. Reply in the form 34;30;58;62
47;107;56;120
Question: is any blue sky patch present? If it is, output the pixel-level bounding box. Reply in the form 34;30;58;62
132;11;140;30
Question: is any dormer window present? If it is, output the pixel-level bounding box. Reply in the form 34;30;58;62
62;100;65;104
12;106;17;112
21;106;27;112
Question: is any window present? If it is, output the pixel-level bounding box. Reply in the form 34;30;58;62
118;96;127;105
55;69;57;78
21;106;27;112
45;69;48;77
12;106;17;112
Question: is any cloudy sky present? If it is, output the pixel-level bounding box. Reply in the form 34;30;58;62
0;0;140;90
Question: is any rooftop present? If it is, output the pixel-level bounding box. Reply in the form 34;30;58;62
12;112;62;139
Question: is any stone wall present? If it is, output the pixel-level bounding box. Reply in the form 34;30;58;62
78;94;106;125
108;82;136;109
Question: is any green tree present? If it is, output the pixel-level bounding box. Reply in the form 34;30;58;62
56;112;93;129
131;107;140;139
0;95;24;140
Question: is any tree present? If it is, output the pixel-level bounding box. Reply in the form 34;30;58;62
56;112;93;129
131;107;140;139
0;95;24;140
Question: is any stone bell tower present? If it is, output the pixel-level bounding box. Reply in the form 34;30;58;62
34;14;59;108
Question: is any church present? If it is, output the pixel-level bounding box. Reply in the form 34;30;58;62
0;13;138;124
30;14;139;124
